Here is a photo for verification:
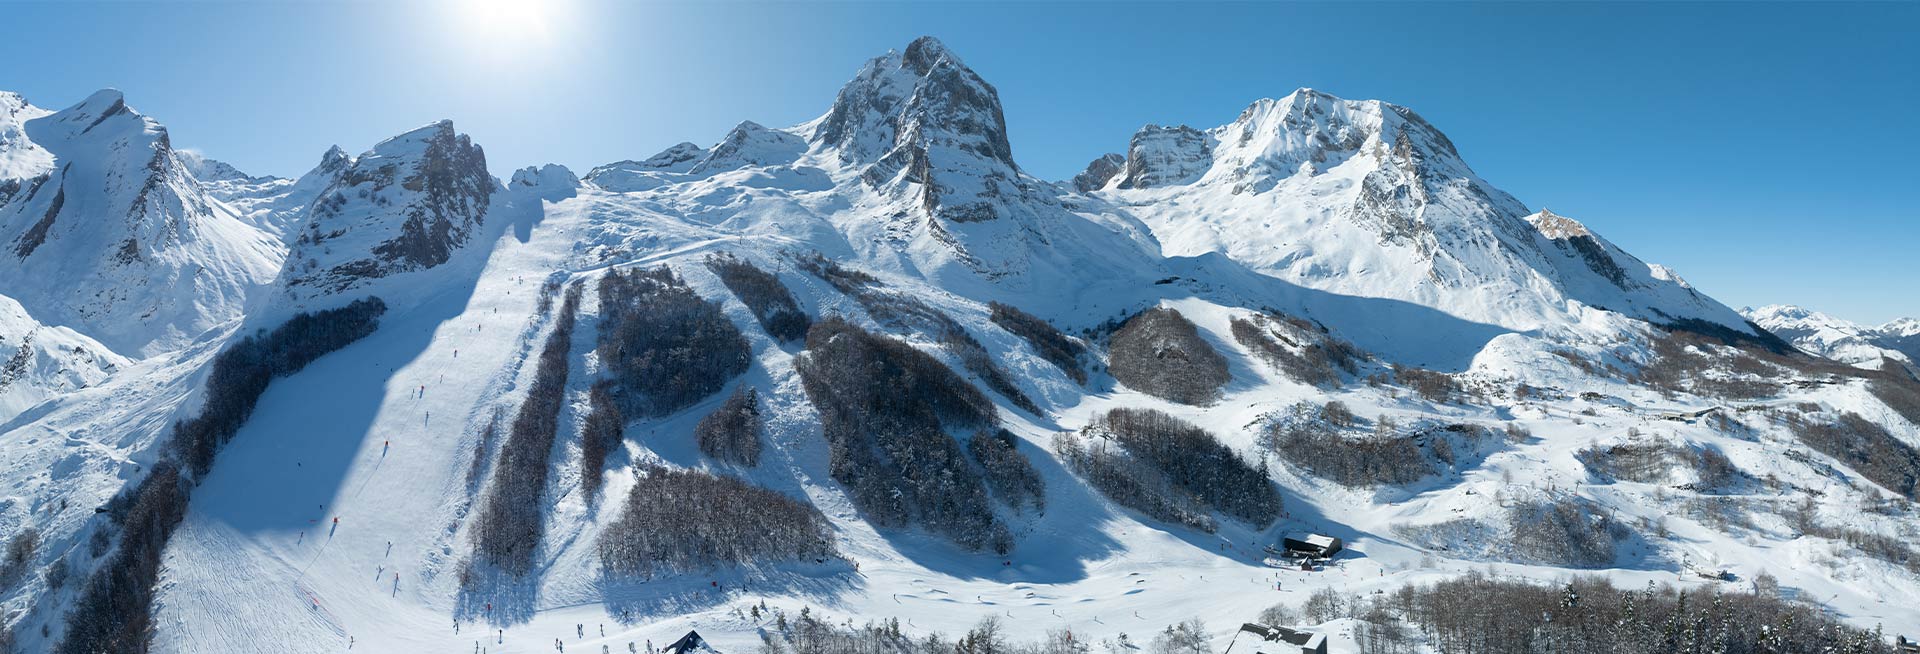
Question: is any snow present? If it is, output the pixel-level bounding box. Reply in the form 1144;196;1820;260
1;37;1916;653
0;293;128;423
1745;304;1919;372
0;89;285;357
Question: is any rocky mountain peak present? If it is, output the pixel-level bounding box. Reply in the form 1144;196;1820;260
1116;125;1211;189
283;119;494;299
812;37;1025;223
1525;209;1594;239
0;90;283;356
1071;153;1125;192
812;36;1011;166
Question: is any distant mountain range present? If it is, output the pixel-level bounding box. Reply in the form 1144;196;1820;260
1;36;1913;653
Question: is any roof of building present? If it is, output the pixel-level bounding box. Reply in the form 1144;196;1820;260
1229;623;1326;654
1284;533;1339;549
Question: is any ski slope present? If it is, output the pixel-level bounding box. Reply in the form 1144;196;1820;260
1;36;1916;654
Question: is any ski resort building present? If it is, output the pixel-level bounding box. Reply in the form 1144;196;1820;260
664;630;714;654
1279;533;1343;558
1225;623;1327;654
1656;407;1723;423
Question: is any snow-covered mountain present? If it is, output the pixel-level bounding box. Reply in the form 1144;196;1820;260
0;293;126;422
0;90;284;357
2;37;1916;654
1082;89;1755;341
1745;304;1920;373
278;120;499;304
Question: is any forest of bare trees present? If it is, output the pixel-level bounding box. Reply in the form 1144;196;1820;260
1228;312;1363;388
597;466;834;576
471;283;582;576
1056;408;1279;532
707;253;811;342
967;429;1045;513
1108;308;1230;405
1276;572;1895;654
794;317;1012;553
596;266;751;417
696;385;763;466
1262;403;1494;487
989;301;1089;384
578;381;624;496
797;254;1039;414
63;298;386;654
1779;409;1920;500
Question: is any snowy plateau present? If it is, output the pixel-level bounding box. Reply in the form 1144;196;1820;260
2;36;1918;653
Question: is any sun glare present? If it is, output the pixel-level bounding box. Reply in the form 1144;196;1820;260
450;0;562;49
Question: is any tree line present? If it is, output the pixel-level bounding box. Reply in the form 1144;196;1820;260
1107;308;1230;406
1056;408;1280;533
794;317;1013;553
61;298;386;654
706;253;811;342
796;253;1039;414
470;283;582;576
597;466;834;577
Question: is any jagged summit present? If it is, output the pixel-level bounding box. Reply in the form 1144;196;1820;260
810;35;1028;223
280;119;496;301
1087;85;1752;338
0;89;283;356
1070;152;1124;192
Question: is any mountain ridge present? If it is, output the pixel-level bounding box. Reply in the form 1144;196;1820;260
0;36;1914;654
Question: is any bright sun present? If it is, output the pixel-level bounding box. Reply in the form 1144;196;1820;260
451;0;560;48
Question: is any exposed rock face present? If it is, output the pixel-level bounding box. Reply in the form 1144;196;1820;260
0;89;283;356
1117;126;1211;189
282;120;495;298
1071;153;1124;192
0;293;127;422
813;36;1028;223
511;163;579;190
1528;209;1629;287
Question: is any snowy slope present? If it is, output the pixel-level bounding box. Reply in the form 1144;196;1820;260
2;37;1916;654
1083;89;1754;342
177;149;326;239
0;293;127;423
0;90;285;358
1746;304;1920;373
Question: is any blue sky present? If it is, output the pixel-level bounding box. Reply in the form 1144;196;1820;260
3;1;1916;324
